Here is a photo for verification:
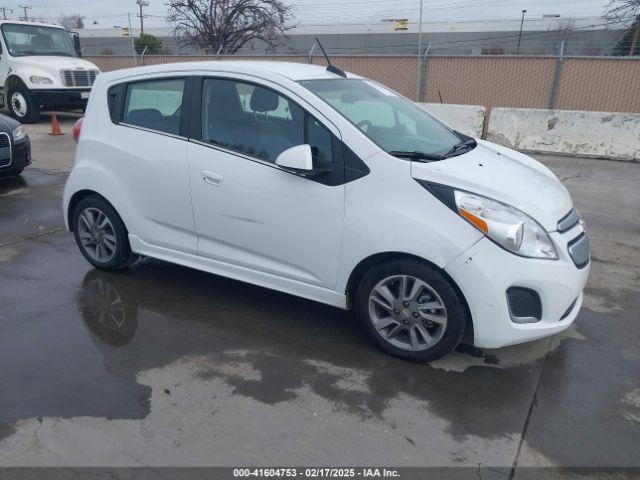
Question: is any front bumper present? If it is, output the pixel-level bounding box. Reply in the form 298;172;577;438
31;89;90;110
445;223;590;349
0;137;31;172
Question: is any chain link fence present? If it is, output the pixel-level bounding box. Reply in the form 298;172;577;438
86;53;640;113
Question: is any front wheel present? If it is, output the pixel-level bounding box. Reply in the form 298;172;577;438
7;83;40;124
355;259;467;362
72;195;138;270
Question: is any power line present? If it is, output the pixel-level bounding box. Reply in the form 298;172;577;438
18;4;31;21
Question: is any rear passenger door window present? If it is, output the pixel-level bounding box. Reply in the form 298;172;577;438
201;78;333;167
123;79;185;135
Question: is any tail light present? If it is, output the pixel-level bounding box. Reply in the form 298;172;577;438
73;117;83;143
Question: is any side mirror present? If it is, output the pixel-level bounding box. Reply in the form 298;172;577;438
72;33;82;57
275;144;313;172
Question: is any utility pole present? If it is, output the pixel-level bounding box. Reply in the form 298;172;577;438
0;7;13;20
18;4;31;21
128;12;137;62
630;23;639;56
136;0;149;36
416;0;424;101
516;9;527;55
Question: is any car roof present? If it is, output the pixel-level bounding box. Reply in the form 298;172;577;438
101;60;361;83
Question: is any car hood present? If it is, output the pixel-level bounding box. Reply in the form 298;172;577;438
410;140;572;231
10;56;99;74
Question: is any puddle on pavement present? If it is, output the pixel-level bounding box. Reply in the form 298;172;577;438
1;233;637;466
0;245;553;442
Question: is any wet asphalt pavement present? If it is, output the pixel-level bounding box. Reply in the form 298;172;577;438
0;127;638;476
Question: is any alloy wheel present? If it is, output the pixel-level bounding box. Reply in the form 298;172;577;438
368;274;448;351
77;207;118;263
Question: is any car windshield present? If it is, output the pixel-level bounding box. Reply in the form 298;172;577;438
1;23;77;57
299;78;464;158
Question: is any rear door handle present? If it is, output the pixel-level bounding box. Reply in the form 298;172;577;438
201;170;224;186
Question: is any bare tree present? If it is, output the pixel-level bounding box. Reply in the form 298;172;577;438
58;14;85;30
166;0;295;55
605;0;640;55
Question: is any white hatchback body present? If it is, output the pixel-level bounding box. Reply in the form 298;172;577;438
63;61;590;356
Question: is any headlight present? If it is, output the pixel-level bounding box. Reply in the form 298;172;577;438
454;190;558;259
12;125;27;142
30;75;53;84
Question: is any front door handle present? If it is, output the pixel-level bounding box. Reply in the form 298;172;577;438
201;170;224;186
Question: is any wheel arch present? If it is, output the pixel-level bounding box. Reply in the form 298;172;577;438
345;251;474;344
5;74;26;92
67;189;124;232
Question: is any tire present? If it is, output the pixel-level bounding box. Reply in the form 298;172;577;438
355;259;466;362
7;81;40;124
72;195;138;271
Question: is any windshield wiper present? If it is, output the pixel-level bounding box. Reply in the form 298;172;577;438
388;150;446;161
444;137;477;158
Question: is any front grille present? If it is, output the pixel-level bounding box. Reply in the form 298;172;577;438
507;287;542;323
61;69;99;87
0;132;11;168
568;233;590;269
558;208;581;233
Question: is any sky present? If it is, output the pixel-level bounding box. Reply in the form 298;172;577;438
0;0;612;29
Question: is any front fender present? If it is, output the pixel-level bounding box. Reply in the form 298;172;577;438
335;152;483;293
7;68;64;90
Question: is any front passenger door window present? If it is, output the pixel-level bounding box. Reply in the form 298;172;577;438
307;116;333;170
201;78;334;169
202;78;304;162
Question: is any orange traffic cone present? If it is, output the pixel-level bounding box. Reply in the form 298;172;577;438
49;113;65;136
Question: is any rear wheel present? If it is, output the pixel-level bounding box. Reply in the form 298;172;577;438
7;82;40;124
72;195;137;270
355;259;466;362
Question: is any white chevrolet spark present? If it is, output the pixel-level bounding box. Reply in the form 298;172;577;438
63;61;590;361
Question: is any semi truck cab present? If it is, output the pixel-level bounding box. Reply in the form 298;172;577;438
0;20;100;123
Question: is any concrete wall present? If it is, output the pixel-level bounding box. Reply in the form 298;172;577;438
486;108;640;161
416;103;486;138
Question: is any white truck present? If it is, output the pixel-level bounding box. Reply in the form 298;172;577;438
0;20;100;123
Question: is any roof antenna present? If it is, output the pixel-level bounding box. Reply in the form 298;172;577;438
314;37;347;78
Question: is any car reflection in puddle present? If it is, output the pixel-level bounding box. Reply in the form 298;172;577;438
80;273;137;346
74;263;547;440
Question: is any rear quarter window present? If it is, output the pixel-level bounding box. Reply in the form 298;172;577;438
107;83;125;123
